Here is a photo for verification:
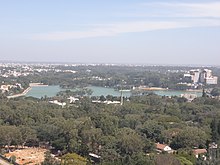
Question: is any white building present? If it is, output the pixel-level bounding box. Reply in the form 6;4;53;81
184;69;218;85
155;143;173;153
206;77;218;85
181;93;197;102
49;100;66;107
68;96;79;103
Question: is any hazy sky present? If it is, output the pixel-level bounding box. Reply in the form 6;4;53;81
0;0;220;65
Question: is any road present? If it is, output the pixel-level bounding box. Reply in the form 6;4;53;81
7;87;31;99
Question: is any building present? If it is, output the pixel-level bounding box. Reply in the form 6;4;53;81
191;70;200;84
206;77;218;85
49;100;66;107
193;149;207;159
180;93;197;102
209;142;218;149
155;143;173;153
0;85;10;92
89;153;101;163
68;96;79;103
184;69;218;85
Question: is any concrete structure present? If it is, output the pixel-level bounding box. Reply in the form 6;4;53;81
0;85;10;92
180;93;197;102
89;153;101;163
68;96;79;103
191;70;200;84
49;100;66;107
209;142;218;149
206;77;218;85
92;100;121;105
184;69;218;85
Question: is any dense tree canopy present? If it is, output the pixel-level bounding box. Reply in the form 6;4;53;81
0;91;220;164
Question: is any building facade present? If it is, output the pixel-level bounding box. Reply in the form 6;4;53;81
184;69;218;85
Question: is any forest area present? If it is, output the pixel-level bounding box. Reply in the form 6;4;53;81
0;93;220;164
1;65;220;164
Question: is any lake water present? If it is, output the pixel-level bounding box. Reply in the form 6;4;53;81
25;86;62;98
87;86;131;97
25;85;202;98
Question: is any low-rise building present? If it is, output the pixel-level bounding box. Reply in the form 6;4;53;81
155;143;173;153
193;149;207;159
49;100;66;107
68;96;79;103
180;93;197;102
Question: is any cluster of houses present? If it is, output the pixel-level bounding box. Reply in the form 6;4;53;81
155;142;218;161
0;83;23;93
92;100;121;105
48;96;123;107
48;96;80;107
0;63;77;78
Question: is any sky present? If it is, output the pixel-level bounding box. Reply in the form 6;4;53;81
0;0;220;65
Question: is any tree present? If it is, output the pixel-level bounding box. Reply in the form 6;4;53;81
116;128;144;156
19;125;38;146
139;120;165;142
61;153;88;165
211;88;220;97
80;127;102;152
99;95;106;102
0;125;22;149
210;118;219;142
171;127;209;149
99;135;118;162
92;113;119;135
42;151;60;165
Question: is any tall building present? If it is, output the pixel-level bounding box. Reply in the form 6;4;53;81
184;69;218;85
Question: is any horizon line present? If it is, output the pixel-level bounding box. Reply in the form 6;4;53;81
0;60;219;67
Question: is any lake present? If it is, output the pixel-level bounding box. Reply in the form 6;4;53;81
25;85;62;98
25;85;202;98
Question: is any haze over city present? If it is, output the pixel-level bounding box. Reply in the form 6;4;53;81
0;0;220;65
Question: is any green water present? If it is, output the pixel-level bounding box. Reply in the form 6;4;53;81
25;85;202;98
87;86;131;97
154;90;202;97
26;86;62;98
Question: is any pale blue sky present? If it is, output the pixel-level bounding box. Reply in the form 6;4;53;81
0;0;220;65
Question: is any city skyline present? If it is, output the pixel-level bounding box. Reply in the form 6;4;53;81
0;0;220;65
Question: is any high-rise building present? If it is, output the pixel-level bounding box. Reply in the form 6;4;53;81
184;69;218;85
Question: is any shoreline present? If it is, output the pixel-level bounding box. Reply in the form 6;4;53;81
7;83;48;99
29;83;49;87
138;87;167;91
7;87;32;99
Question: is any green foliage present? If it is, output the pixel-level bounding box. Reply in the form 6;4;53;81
42;151;60;165
211;88;220;96
61;153;87;165
139;120;165;142
175;150;196;165
0;86;220;163
116;128;144;156
176;156;193;165
0;125;22;147
171;127;209;149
